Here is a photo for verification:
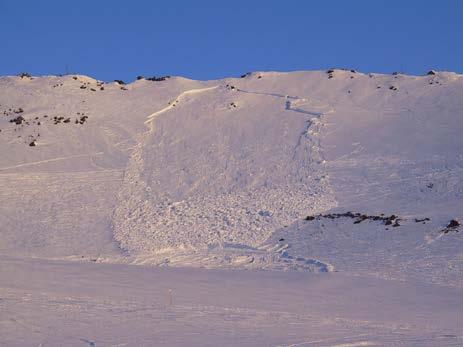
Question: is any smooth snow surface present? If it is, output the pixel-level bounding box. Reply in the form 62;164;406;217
1;70;462;345
2;256;463;347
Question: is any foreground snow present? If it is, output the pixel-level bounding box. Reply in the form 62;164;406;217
2;256;462;346
0;70;462;345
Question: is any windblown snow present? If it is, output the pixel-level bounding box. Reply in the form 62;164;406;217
1;70;463;345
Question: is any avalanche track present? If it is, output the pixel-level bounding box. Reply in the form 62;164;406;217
112;83;337;271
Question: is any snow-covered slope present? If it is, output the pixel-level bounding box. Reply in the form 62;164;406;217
1;70;462;285
3;256;463;346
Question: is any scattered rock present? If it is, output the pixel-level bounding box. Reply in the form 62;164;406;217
305;211;400;227
29;140;37;147
10;116;25;125
441;219;460;234
146;76;171;82
353;215;368;224
258;210;271;217
78;115;88;124
53;116;65;124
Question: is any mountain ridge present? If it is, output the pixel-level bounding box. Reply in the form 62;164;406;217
0;69;462;286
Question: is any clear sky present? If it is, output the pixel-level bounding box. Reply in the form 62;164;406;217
1;0;461;81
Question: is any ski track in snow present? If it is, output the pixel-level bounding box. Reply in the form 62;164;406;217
0;152;104;172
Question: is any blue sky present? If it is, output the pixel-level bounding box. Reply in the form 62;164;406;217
1;0;461;81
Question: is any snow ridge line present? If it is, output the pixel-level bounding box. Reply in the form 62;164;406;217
144;85;220;126
236;88;334;114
